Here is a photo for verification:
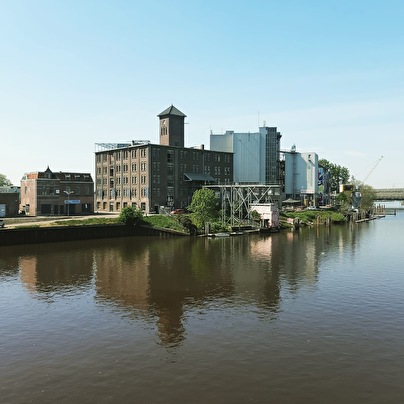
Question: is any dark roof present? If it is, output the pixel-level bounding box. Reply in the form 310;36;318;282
282;198;300;204
184;173;215;182
158;105;186;118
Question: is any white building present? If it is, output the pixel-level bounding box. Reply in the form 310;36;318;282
282;145;319;206
210;127;282;185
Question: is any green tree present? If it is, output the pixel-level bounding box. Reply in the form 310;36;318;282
336;191;350;212
358;184;377;211
118;206;143;226
0;173;13;187
319;159;350;193
188;188;220;229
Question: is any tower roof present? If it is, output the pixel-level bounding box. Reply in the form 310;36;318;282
158;105;186;118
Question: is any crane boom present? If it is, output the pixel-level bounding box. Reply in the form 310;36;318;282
360;156;383;185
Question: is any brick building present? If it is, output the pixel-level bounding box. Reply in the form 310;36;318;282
20;167;94;216
95;106;233;213
0;187;20;217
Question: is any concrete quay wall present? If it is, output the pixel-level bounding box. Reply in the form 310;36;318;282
0;224;187;247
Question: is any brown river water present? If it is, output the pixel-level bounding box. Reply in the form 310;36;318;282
1;210;404;403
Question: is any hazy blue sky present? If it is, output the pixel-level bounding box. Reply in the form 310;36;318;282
1;0;403;188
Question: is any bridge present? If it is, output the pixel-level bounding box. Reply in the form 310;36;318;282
374;188;404;200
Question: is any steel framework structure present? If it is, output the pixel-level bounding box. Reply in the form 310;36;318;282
204;184;281;227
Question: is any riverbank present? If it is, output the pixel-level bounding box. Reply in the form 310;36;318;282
0;221;187;247
0;208;384;247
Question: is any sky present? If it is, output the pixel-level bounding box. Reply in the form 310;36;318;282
1;0;403;188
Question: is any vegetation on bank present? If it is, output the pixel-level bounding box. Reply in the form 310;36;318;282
142;214;188;232
280;210;346;228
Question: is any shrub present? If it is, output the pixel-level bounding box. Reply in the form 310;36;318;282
118;206;143;226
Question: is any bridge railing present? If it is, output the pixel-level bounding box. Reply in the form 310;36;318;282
374;188;404;200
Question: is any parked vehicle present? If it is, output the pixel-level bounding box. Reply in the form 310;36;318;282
170;208;188;215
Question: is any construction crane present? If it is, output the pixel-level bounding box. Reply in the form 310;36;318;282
351;156;383;210
358;155;383;187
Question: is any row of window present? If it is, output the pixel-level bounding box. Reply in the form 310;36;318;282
97;201;147;212
99;187;148;199
25;187;92;196
96;148;148;163
96;148;231;165
97;162;231;178
96;166;233;189
97;174;233;200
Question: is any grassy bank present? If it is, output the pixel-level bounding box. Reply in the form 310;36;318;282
280;210;346;228
9;210;346;233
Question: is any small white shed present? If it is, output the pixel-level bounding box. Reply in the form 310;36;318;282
250;203;280;229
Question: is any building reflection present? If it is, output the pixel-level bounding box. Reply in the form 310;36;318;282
0;223;367;348
93;236;285;347
16;242;94;295
0;247;20;279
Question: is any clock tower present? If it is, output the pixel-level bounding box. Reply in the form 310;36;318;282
158;105;186;147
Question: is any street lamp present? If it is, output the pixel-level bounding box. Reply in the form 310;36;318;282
64;190;74;216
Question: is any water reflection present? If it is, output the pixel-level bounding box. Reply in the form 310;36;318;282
0;221;375;348
1;215;403;404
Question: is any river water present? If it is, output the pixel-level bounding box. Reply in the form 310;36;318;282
1;210;404;403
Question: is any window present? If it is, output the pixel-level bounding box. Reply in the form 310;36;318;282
167;150;174;163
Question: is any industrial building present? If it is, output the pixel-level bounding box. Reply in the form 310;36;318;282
210;126;282;185
281;145;319;206
94;106;234;213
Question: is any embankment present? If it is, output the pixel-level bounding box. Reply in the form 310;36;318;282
0;224;187;247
